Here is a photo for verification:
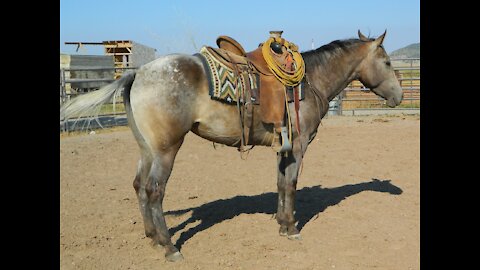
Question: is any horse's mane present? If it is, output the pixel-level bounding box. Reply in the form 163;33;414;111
301;38;373;69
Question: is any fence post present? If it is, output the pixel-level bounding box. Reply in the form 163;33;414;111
60;69;65;105
410;59;414;107
60;69;67;132
338;91;343;115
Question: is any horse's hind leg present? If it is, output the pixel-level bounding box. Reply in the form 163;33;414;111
145;138;185;262
133;154;156;238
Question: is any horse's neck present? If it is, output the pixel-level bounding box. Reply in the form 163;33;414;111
305;47;366;102
297;45;367;134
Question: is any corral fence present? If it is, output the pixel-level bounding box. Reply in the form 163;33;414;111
328;57;420;116
60;67;137;105
60;58;420;132
60;67;137;132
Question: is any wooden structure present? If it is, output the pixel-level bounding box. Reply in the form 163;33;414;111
65;40;157;78
60;54;115;95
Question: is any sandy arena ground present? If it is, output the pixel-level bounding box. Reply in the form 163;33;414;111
60;114;420;269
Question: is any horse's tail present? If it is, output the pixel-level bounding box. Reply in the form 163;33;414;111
60;71;136;126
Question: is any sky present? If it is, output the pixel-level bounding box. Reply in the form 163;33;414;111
60;0;419;56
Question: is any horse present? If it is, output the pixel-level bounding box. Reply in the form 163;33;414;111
60;30;403;262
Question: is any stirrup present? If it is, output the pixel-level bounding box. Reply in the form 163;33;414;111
272;126;292;153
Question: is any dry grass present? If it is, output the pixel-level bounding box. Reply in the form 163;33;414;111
99;103;125;114
342;98;420;110
60;126;131;139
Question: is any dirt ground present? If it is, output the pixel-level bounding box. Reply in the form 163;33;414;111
60;114;420;270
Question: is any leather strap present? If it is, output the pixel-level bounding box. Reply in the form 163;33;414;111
294;85;301;135
226;52;246;151
242;71;253;147
226;52;256;153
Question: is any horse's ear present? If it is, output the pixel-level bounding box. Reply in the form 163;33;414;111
358;30;369;41
374;30;387;46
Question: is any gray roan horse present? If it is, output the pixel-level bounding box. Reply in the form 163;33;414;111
61;30;403;261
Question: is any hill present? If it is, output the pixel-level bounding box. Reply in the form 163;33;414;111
390;43;420;59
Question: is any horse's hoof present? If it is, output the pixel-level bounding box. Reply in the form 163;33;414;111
287;233;302;240
145;231;156;238
279;227;288;236
165;251;184;262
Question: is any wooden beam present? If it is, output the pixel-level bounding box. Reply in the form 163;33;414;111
103;44;133;49
105;52;132;56
102;40;132;47
65;42;103;45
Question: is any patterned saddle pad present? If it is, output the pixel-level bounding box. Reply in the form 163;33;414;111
195;46;304;105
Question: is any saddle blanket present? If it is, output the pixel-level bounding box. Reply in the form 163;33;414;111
195;46;304;105
195;46;255;104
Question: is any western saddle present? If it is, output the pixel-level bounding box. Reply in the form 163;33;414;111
202;31;304;152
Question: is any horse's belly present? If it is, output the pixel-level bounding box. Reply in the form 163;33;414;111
190;116;275;148
190;120;242;147
191;80;276;148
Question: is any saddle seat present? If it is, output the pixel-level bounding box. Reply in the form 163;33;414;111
205;44;271;76
216;35;247;57
205;36;295;127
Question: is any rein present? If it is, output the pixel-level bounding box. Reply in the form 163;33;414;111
304;72;328;119
292;72;328;175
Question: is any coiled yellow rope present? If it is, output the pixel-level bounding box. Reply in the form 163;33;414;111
261;37;305;86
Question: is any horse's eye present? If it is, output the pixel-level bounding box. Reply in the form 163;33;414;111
385;61;391;66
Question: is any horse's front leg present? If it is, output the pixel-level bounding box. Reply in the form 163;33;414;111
276;138;304;239
276;154;288;236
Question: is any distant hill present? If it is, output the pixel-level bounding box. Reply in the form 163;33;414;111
390;43;420;59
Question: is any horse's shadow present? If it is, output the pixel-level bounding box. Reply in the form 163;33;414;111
165;178;402;251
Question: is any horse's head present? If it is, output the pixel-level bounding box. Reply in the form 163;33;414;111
356;30;403;107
